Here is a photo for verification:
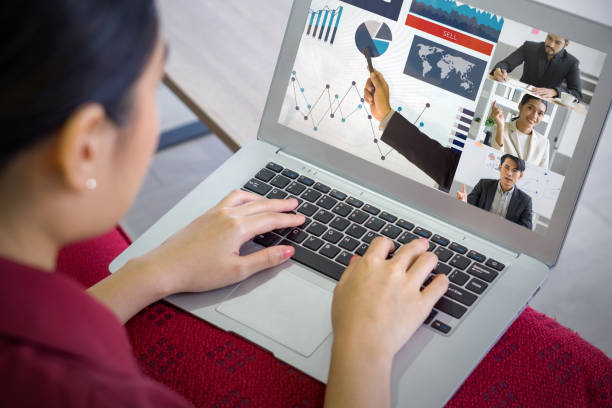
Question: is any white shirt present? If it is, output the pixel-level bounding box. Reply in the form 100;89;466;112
490;182;514;218
492;121;550;169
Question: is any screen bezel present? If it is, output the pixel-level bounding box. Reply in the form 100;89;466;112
258;0;612;266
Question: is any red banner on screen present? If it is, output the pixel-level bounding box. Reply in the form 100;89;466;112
405;14;494;56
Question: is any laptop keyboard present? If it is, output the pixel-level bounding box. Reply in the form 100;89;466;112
244;162;507;335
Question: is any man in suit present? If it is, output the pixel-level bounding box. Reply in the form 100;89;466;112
457;154;533;229
491;33;582;101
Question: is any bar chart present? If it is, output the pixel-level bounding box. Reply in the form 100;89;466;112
306;6;344;44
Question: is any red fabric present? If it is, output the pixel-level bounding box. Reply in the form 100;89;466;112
0;251;191;407
57;228;612;408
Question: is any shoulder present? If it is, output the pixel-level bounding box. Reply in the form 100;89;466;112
515;188;532;203
523;41;542;51
531;128;550;146
480;179;497;188
561;50;579;65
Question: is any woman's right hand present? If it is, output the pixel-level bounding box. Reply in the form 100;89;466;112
491;101;504;127
331;237;449;359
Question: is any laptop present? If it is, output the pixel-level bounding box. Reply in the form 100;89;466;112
110;0;612;406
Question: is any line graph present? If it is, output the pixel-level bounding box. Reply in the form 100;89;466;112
290;71;430;160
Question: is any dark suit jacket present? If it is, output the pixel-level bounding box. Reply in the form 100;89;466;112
381;112;460;192
492;41;582;101
467;178;533;229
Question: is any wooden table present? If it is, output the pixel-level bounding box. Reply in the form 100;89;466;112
158;0;292;152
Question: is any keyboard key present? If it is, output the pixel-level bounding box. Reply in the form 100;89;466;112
255;168;275;182
398;231;418;244
287;228;307;244
314;209;334;224
445;284;478;307
421;275;434;290
274;227;291;236
266;162;283;172
253;232;280;247
266;188;288;199
431;234;450;247
466;278;488;294
281;240;344;280
434;262;452;275
428;241;436;252
346;224;366;239
485;258;505;271
339;236;360;251
365;217;385;232
424;309;438;325
414;227;432;238
336;251;353;266
323;229;343;244
434;297;467;319
298;202;317;217
467;250;486;263
396;219;414;230
449;254;471;270
244;179;271;195
363;204;380;215
356;243;369;256
381;224;402;239
306;221;327;236
346;196;363;208
313;182;330;193
330;216;350;231
362;231;379;244
466;263;499;283
379;211;397;223
449;270;470;286
431;320;452;334
348;209;369;224
449;242;467;254
301;189;322;203
316;195;337;210
270;175;291;189
281;168;299;179
433;247;453;263
304;236;324;251
330;189;347;200
332;203;352;217
286;181;306;195
297;175;314;186
320;243;341;259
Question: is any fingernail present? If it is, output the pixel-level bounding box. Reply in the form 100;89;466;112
281;246;294;259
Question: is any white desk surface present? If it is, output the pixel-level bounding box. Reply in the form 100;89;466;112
159;0;292;151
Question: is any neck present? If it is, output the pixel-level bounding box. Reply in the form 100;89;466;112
499;181;513;193
515;119;532;135
0;213;59;271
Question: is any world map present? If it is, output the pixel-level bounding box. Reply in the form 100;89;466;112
404;35;487;101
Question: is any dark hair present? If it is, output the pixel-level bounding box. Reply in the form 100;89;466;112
0;0;159;167
500;154;526;173
511;93;547;122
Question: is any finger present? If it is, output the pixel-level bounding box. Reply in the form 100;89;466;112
404;250;438;289
390;238;429;271
492;100;497;109
420;274;449;312
365;78;374;93
235;197;299;216
242;211;305;238
216;189;262;208
237;245;295;279
364;92;373;105
364;236;395;259
370;69;386;90
462;184;466;195
456;191;462;199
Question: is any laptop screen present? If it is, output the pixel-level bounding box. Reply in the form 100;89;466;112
277;0;606;236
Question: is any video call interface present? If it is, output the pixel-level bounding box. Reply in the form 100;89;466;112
278;0;606;235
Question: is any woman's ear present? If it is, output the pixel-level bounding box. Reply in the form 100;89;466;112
55;103;112;192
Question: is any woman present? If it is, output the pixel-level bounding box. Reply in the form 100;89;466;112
0;2;448;407
490;94;551;168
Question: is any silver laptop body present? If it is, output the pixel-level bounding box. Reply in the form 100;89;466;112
110;1;612;406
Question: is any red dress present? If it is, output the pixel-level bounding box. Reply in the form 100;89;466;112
0;257;192;407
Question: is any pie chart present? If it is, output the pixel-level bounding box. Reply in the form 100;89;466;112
355;21;392;57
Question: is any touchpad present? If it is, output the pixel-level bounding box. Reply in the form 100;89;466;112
216;269;333;357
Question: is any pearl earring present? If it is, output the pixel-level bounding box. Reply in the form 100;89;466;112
85;178;97;190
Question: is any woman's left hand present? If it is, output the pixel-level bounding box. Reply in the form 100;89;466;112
139;190;305;295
